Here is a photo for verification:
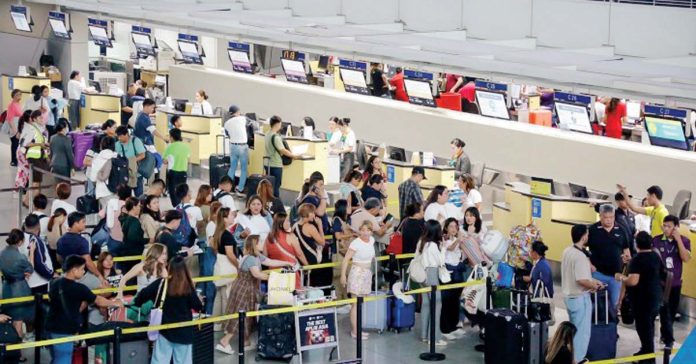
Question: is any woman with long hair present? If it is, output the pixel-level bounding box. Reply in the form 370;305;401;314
209;207;239;324
332;199;355;255
0;229;34;354
456;174;482;210
460;206;491;267
18;110;49;207
233;195;273;251
6;88;23;166
49;119;73;178
294;203;331;287
117;243;169;320
339;170;363;213
544;321;576;364
46;208;67;269
423;185;462;226
603;97;627;139
134;256;203;363
264;212;308;288
118;197;149;274
362;155;386;183
416;220;447;346
194;184;213;239
340;221;376;339
257;179;284;215
440;218;467;340
216;235;292;355
140;194;162;244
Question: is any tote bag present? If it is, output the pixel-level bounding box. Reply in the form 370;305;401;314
462;264;488;315
214;254;237;287
147;279;167;341
267;271;296;306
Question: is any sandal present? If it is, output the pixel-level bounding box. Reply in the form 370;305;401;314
350;332;369;339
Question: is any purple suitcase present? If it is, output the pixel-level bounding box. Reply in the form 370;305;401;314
69;131;97;169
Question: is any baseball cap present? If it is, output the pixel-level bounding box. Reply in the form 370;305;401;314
228;105;240;114
412;166;427;179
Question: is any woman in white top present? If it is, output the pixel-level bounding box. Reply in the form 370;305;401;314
89;137;118;208
457;174;482;211
340;220;376;339
51;182;76;216
67;70;84;130
233;196;273;251
331;118;356;179
424;185;463;226
103;185;131;253
460;207;491;267
23;85;49;124
416;220;447;346
440;218;467;340
116;243;168;320
191;89;213;115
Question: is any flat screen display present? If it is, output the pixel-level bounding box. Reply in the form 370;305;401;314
88;25;111;47
644;116;689;151
281;58;308;84
178;40;202;64
49;18;69;39
404;79;436;107
339;68;369;95
11;11;31;32
626;101;641;119
475;90;509;120
132;32;155;56
555;102;592;134
228;49;252;74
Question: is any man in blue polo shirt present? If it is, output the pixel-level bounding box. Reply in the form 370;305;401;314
653;215;692;349
116;126;146;196
133;98;168;146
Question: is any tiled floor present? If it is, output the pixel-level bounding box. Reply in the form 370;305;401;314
0;135;691;363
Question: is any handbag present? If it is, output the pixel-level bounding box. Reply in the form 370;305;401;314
385;218;406;255
528;280;553;323
267;271;296;306
407;246;427;284
272;134;293;166
0;321;20;344
438;265;451;284
137;151;156;179
462;264;488;314
147;278;168;341
213;254;237;287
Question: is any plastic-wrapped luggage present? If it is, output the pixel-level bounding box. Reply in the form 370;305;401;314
70;130;98;169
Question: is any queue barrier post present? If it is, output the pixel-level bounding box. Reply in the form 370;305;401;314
664;347;671;364
114;327;122;364
0;343;6;363
356;296;363;360
238;310;246;364
419;285;446;361
33;293;43;364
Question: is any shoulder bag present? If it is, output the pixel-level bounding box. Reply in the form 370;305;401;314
407;243;427;284
272;134;293;166
147;278;168;341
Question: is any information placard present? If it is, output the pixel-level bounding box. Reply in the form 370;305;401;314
228;42;252;73
132;26;154;57
475;90;510;120
339;68;369;95
88;19;111;47
10;5;31;32
281;58;308;84
555;102;592;134
177;33;202;64
644;116;689;151
48;11;70;39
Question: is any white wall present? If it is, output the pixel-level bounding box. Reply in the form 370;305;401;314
169;64;696;202
399;0;462;31
341;0;399;24
462;0;531;40
242;0;288;11
289;0;340;17
532;0;609;49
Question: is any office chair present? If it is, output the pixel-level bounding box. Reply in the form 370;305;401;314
669;190;692;220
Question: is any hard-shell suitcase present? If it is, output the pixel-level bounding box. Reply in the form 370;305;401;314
387;295;416;332
484;309;529;364
209;135;230;189
117;340;149;364
70;131;97;169
528;321;549;364
193;321;215;363
361;260;388;333
245;174;276;198
257;304;296;361
586;290;618;361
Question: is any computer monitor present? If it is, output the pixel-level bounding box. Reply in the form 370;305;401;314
228;49;252;74
339;68;369;95
644;116;689;151
568;183;589;199
245;113;257;121
290;125;302;137
555;102;593;134
280;58;308;84
626;101;641;120
404;79;436;107
387;146;406;162
88;80;102;93
48;16;70;39
173;99;187;112
132;32;155;57
88;25;111;47
178;40;202;64
475;90;510;120
318;56;329;71
10;9;31;32
530;177;555;196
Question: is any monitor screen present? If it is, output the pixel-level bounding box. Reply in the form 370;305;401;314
281;58;308;84
318;56;329;70
626;101;641;119
530;177;555;196
228;49;252;74
475;90;510;120
555;102;592;134
569;183;589;199
644;116;689;151
404;79;436;107
132;32;155;56
11;11;31;32
388;146;406;162
178;40;202;64
88;25;111;47
339;68;369;95
49;18;70;39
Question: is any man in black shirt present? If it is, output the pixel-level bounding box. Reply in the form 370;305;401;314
361;174;386;202
45;256;121;363
587;204;630;312
616;232;664;362
157;209;188;261
120;83;136;126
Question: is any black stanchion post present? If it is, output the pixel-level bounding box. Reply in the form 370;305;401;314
238;311;246;364
356;296;363;360
664;347;672;364
419;286;445;361
485;276;492;310
34;293;43;364
114;327;122;364
0;343;6;364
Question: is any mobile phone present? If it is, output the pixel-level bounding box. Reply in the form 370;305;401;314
384;213;394;222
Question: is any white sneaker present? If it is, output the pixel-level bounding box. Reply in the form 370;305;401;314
215;344;234;355
434;340;448;347
441;332;458;341
452;328;466;337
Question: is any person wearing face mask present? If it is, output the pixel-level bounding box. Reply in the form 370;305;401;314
191;89;213;116
233;195;273;251
423;185;463;226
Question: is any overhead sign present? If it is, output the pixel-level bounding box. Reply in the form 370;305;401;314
553;91;592;106
10;5;31;32
644;105;688;120
475;80;508;92
88;18;108;28
132;25;151;34
48;11;70;39
403;70;434;81
87;18;111;47
338;60;367;72
281;50;305;62
178;33;198;42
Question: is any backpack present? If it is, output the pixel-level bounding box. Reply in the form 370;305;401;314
272;134;293;166
107;156;129;193
173;204;197;247
212;190;230;203
507;224;541;269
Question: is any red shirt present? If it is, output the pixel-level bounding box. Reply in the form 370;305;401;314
605;102;626;139
459;82;476;103
445;74;462;92
390;73;408;102
5;101;22;129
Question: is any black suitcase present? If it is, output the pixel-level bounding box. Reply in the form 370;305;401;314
193;321;215;363
245;174;276;198
256;304;296;361
209;135;230;189
484;309;529;364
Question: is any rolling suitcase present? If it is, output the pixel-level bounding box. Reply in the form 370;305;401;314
484;309;529;364
245;174;276;198
193;321;215;363
209;135;230;189
69;131;97;169
528;321;549;364
387;266;415;332
117;340;149;364
257;304;296;361
361;260;388;333
586;290;618;361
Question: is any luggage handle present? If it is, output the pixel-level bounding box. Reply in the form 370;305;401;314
593;289;609;325
216;134;230;157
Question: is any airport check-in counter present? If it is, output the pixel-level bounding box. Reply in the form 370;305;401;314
249;133;329;192
1;74;51;107
155;108;223;165
679;222;696;300
381;159;455;217
80;93;121;128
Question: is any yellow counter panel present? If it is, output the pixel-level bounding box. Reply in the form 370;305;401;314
679;223;696;299
80;93;121;128
1;75;51;107
155;109;222;165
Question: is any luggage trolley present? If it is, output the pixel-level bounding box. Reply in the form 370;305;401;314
293;286;341;364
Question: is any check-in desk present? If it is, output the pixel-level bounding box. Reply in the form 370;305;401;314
679;222;696;301
249;133;329;192
1;74;51;107
80;93;121;128
381;160;456;217
155;109;223;165
492;182;602;262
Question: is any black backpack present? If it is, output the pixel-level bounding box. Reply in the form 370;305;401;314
107;156;129;193
212;190;231;202
272;134;293;166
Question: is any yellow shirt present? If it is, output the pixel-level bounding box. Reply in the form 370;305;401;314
645;204;669;237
